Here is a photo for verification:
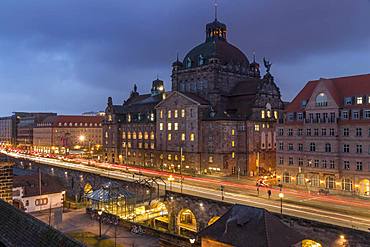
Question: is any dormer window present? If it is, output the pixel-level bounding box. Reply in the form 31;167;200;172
356;96;363;105
186;57;192;68
301;100;307;108
315;93;328;107
344;97;352;105
198;54;204;66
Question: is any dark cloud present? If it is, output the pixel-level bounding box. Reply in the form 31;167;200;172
0;0;369;115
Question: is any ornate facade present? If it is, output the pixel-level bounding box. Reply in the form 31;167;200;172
103;16;284;176
276;74;370;196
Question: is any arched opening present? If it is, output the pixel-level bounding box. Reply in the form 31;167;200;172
315;93;328;107
208;216;220;226
341;178;352;192
283;172;291;184
296;173;305;185
177;208;197;237
151;201;169;231
302;239;322;247
325;176;335;189
359;179;370;196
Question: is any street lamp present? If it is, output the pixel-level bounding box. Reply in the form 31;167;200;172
278;192;284;214
168;175;174;191
180;176;184;194
220;185;225;200
189;238;195;244
97;210;103;238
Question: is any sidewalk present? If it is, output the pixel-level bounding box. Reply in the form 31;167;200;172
33;208;159;247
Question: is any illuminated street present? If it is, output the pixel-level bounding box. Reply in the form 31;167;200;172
4;151;370;233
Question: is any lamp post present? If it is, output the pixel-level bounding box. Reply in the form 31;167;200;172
180;176;184;194
97;210;103;238
278;192;284;214
168;175;174;191
220;185;225;200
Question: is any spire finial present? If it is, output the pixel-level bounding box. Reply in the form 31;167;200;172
214;0;218;20
156;74;159;80
176;52;179;62
253;51;256;63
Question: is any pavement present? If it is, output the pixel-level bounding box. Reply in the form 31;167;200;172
32;208;159;247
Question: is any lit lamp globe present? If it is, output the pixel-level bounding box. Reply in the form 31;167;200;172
98;210;103;216
79;135;86;142
279;192;284;198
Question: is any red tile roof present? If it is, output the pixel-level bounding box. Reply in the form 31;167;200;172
286;74;370;112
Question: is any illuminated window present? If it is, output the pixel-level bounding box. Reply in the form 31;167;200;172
127;132;131;139
132;132;137;139
105;132;108;138
274;111;278;119
150;143;155;149
108;115;112;121
232;152;235;158
175;155;178;161
168;110;171;118
168;133;172;141
122;132;126;139
254;124;260;131
315;93;328;106
190;133;195;141
231;141;235;147
168;154;172;160
150;131;154;140
128;114;131;122
356;96;363;104
181;155;185;161
127;142;131;148
261;110;265;119
168;123;172;130
138;132;142;139
181;109;185;118
208;156;213;163
174;110;178;118
231;129;235;136
150;113;155;121
267;110;271;118
159;123;163;131
160;110;163;119
181;133;186;141
138;143;142;149
174;123;179;130
144;131;148;140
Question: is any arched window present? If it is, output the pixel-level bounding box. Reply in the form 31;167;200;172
310;174;320;187
283;172;291;183
325;176;335;189
198;54;204;66
342;178;352;191
297;173;305;185
315;93;328;107
186;57;192;68
325;143;331;152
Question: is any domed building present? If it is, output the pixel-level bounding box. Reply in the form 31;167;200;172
103;13;284;177
156;15;284;176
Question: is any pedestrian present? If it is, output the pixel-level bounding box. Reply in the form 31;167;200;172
267;190;271;199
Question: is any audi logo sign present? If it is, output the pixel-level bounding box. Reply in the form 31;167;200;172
35;198;48;206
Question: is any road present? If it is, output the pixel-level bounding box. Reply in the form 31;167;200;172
4;151;370;233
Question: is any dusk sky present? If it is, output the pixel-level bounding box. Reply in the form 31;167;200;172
0;0;369;116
